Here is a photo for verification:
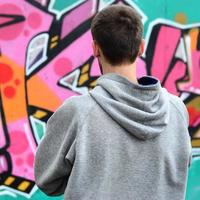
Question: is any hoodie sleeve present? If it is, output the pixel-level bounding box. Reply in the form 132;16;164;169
34;98;77;196
169;94;192;167
173;95;192;167
177;97;192;167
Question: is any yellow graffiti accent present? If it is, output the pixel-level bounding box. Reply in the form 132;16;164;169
51;35;59;42
90;80;97;87
78;73;89;85
192;138;200;147
33;110;47;119
174;12;187;24
50;42;58;49
81;64;89;74
4;176;15;186
18;181;31;191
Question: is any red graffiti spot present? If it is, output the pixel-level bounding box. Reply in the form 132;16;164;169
24;29;30;37
9;131;29;154
16;158;24;166
54;57;73;76
3;86;16;98
187;107;200;126
27;12;42;29
27;153;34;167
14;79;20;86
0;4;24;40
0;63;13;84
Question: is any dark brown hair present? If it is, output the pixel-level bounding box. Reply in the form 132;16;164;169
91;4;143;65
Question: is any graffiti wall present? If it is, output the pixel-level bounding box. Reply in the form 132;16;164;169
0;0;199;199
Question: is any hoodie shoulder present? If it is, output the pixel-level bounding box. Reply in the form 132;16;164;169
63;94;94;111
49;94;95;130
168;93;189;126
67;93;94;113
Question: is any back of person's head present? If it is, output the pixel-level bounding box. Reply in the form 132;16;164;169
91;4;143;66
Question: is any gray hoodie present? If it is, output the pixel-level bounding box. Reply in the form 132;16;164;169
34;73;191;200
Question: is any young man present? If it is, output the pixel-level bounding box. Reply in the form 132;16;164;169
34;5;191;200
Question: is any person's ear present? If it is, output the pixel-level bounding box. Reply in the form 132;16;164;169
92;40;100;57
138;39;145;56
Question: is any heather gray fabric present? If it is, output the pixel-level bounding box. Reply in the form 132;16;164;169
34;73;191;200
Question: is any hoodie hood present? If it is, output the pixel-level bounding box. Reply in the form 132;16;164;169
90;73;169;140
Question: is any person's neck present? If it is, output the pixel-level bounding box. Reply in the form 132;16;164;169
101;61;138;84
